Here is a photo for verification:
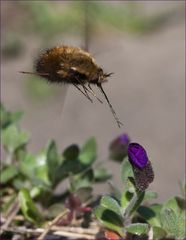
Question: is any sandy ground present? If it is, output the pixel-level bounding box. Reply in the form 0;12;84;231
1;1;185;202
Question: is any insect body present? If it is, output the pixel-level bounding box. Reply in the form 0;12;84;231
21;46;123;128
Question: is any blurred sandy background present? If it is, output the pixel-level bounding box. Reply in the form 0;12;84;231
1;1;185;202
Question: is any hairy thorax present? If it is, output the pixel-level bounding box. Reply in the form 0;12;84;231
35;46;105;85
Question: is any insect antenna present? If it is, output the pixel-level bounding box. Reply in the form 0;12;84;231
97;83;123;128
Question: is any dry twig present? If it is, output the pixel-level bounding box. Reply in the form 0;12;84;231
37;209;69;240
1;225;98;240
0;199;20;234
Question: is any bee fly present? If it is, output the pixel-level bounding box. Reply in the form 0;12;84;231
20;46;123;128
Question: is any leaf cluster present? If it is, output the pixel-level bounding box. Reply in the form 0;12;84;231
0;103;111;227
94;156;185;239
0;104;185;240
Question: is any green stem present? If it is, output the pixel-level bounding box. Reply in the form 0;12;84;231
123;190;145;220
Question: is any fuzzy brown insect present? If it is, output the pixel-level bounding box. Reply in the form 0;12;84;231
21;46;123;127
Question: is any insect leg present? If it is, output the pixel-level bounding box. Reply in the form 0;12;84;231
87;83;103;103
76;76;103;103
69;67;99;102
72;76;94;103
72;83;93;103
97;83;123;128
82;85;94;102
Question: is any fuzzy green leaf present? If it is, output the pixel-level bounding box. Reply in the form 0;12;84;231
59;159;83;180
101;196;123;217
94;168;112;182
174;196;186;211
176;211;186;239
2;125;29;153
0;103;23;129
137;204;162;227
121;158;133;185
94;205;124;236
160;208;178;238
18;189;44;225
160;207;186;239
125;223;149;235
1;166;18;184
20;151;50;187
63;144;79;160
144;191;158;201
47;203;65;218
163;197;181;215
152;226;167;240
120;190;133;210
70;169;94;191
46;140;62;186
59;144;82;179
160;196;186;239
30;186;43;199
79;137;97;165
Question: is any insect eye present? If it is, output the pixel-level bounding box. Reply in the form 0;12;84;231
98;68;103;75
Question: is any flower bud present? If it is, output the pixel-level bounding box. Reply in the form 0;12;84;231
128;143;154;191
128;143;148;169
109;133;130;162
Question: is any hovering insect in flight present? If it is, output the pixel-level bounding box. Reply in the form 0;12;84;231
21;46;123;128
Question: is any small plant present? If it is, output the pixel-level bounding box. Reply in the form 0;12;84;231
0;104;185;240
95;134;185;240
0;103;111;238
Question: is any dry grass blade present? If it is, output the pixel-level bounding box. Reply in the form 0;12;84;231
2;225;98;240
37;209;69;240
0;199;20;234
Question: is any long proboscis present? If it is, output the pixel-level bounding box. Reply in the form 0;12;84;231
97;83;123;128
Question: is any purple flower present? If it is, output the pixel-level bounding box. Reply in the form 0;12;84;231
118;134;130;145
128;143;148;169
109;133;130;162
128;143;154;191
